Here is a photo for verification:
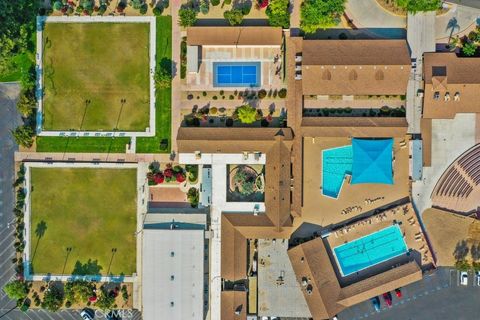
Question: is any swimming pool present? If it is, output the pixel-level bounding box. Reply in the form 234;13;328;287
213;62;261;87
333;224;408;276
322;145;353;198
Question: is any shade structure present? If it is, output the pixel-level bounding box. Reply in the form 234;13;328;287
351;138;394;185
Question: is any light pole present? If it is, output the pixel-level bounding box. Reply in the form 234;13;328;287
61;247;73;278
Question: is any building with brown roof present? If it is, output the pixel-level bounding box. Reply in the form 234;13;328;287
186;27;282;47
288;236;422;319
300;40;411;96
423;53;480;119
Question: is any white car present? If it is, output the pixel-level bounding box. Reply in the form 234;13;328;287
476;271;480;286
460;271;468;286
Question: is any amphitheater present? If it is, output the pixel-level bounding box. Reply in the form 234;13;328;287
431;144;480;213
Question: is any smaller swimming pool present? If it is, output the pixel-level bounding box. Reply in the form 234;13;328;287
333;224;408;276
322;145;353;198
213;61;261;87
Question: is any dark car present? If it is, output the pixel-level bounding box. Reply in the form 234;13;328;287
383;292;393;307
80;308;95;320
371;296;381;312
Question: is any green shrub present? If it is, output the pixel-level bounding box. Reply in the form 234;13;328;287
236;105;257;124
278;88;287;98
394;0;441;13
224;9;244;25
266;0;290;28
179;7;198;27
211;0;220;5
3;280;29;300
462;42;477;57
41;286;64;312
301;0;346;33
153;6;164;16
258;89;267;99
187;188;199;207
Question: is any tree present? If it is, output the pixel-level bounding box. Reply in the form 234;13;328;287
41;286;64;312
53;1;63;11
187;187;199;208
301;0;345;33
179;7;197;27
266;0;290;28
3;280;29;300
224;9;244;26
11;125;34;148
95;287;115;311
155;60;172;89
236;105;257;124
394;0;440;13
64;281;95;305
462;42;477;56
16;90;35;117
152;6;163;16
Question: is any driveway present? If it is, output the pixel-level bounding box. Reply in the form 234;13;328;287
338;267;480;320
346;0;406;28
436;3;480;42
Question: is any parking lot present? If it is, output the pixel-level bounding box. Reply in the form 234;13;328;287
338;267;480;320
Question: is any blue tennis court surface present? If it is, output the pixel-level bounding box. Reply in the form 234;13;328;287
213;61;261;87
333;224;408;276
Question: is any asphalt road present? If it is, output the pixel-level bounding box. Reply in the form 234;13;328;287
338;267;480;320
0;83;142;320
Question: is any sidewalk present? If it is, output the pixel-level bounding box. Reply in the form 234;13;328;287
14;151;173;163
170;1;182;156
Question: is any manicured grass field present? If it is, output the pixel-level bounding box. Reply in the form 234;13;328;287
136;16;172;153
37;17;172;153
30;168;137;275
42;23;150;131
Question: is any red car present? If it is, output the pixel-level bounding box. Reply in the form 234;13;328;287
382;292;393;307
395;288;402;298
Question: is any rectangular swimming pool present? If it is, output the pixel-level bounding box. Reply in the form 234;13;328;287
213;61;261;87
333;225;408;276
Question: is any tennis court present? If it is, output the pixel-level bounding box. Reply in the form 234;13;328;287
213;61;261;87
333;224;408;276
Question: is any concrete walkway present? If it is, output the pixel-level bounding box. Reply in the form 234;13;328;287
345;0;406;28
436;3;480;42
171;1;182;157
15;151;172;163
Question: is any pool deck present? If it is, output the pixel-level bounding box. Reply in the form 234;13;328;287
302;137;410;227
327;202;435;269
185;46;284;91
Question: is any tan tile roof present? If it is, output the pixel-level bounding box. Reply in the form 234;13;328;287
186;27;283;46
423;53;480;119
420;118;432;167
337;262;422;307
288;237;423;319
221;291;247;320
301;40;411;95
301;117;408;137
302;40;412;66
288;237;342;319
177;127;293;154
222;215;248;281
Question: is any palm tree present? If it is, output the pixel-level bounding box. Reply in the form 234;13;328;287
447;17;460;46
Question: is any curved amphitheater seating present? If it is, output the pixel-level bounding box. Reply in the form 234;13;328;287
432;144;480;213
